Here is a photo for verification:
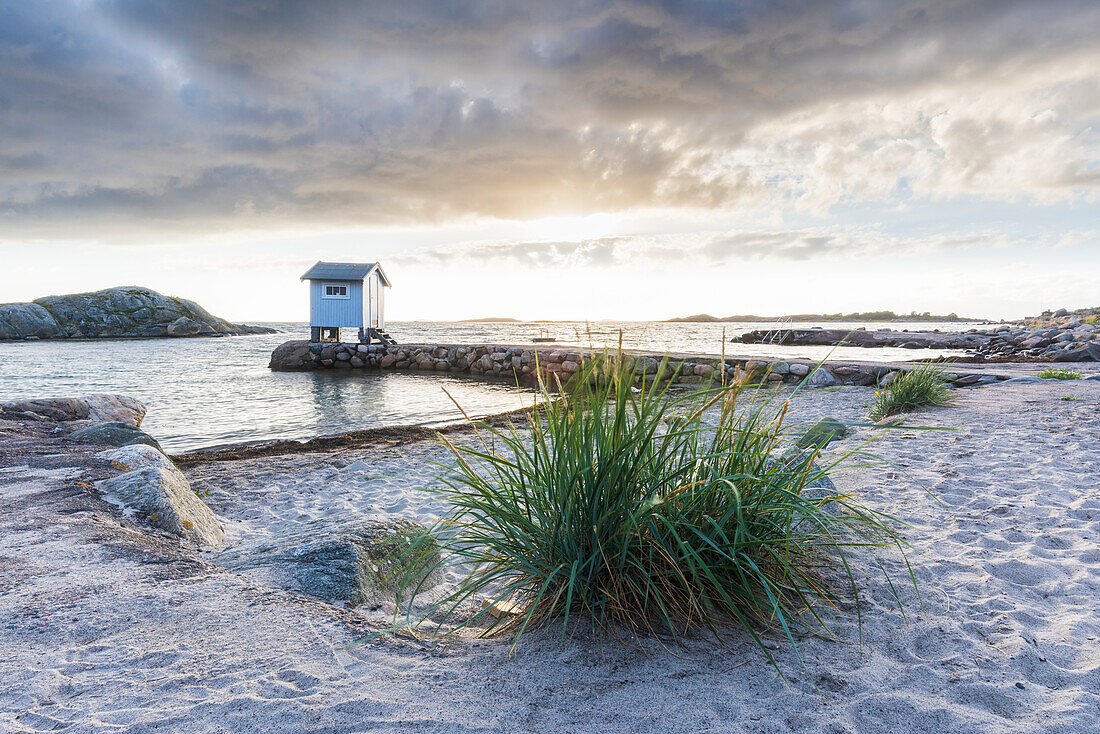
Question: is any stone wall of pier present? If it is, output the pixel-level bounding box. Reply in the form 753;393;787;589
269;340;1011;388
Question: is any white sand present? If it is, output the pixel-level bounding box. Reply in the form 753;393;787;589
1;380;1099;732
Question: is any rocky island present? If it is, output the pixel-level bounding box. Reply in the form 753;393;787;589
0;286;275;341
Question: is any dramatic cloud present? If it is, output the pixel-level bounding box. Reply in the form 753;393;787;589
1;0;1097;236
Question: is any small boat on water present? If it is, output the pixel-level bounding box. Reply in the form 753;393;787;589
532;329;556;343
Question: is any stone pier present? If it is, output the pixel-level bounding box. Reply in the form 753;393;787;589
269;340;1019;388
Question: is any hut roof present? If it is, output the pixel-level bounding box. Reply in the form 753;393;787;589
300;261;391;286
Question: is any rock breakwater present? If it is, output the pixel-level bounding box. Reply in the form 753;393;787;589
737;328;990;350
269;340;1014;389
974;308;1100;362
738;306;1100;362
0;286;275;341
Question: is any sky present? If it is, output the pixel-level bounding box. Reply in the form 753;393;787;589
1;0;1098;322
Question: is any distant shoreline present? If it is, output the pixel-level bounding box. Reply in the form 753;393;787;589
457;317;523;323
664;311;987;323
446;314;987;324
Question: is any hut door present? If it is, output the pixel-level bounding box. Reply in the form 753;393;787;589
376;279;384;329
370;275;380;328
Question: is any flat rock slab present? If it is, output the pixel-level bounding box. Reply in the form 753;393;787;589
216;519;442;607
98;464;225;548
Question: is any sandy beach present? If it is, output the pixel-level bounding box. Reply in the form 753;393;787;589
4;0;1099;729
1;379;1098;733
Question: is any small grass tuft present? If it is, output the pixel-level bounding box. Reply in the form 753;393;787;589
1037;368;1082;380
1059;396;1081;402
867;362;954;422
394;353;914;672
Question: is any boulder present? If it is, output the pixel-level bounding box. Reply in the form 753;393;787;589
84;395;146;426
217;519;442;606
166;316;203;336
95;444;176;472
1052;343;1100;362
637;357;659;375
806;368;836;387
70;421;162;451
788;362;810;377
0;394;145;426
98;465;225;547
796;417;848;450
0;303;62;340
270;340;316;371
1;396;89;422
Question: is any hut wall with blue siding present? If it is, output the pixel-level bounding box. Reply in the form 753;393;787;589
309;279;364;328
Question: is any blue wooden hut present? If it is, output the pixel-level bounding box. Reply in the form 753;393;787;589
300;261;393;344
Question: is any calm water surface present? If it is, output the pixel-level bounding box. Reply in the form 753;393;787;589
0;319;985;452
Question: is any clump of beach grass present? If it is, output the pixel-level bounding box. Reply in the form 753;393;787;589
867;362;953;422
1037;368;1082;380
395;354;913;669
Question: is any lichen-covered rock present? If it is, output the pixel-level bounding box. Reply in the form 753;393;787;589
98;465;225;547
70;421;163;451
0;286;274;341
217;519;441;606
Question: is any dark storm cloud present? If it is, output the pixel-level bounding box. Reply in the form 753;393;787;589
1;0;1097;235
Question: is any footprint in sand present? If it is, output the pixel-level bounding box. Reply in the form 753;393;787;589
987;559;1057;588
254;668;323;699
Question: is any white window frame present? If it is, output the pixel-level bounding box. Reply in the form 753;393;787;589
322;283;350;300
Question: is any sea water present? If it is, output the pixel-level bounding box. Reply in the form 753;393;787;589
0;319;982;452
